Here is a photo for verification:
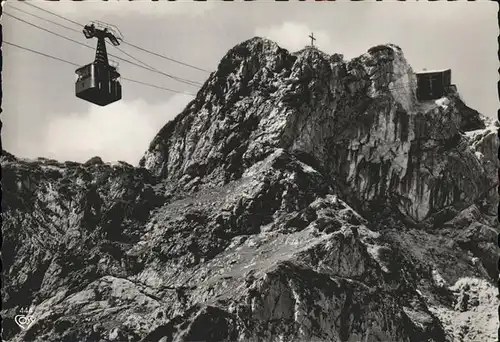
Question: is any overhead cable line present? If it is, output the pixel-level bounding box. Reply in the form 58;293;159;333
3;41;196;96
111;44;184;85
121;41;210;74
3;12;202;88
22;2;84;28
122;78;194;96
113;45;161;72
4;41;79;67
8;5;81;33
21;1;210;74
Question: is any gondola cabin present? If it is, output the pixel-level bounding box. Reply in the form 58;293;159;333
75;62;122;106
415;69;452;101
75;21;123;106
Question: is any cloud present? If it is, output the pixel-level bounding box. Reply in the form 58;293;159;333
40;94;192;165
255;22;336;54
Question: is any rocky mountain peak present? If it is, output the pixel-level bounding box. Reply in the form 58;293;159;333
140;38;490;223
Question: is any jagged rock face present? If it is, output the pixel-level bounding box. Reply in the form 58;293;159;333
2;38;498;342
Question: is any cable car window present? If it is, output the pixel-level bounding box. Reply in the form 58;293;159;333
76;67;91;81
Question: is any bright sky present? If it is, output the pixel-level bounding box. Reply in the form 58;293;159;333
3;1;498;164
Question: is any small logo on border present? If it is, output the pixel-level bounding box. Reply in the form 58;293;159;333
14;308;36;331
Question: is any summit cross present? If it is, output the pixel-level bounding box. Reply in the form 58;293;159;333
309;33;316;47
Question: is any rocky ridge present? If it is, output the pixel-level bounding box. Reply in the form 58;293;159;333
2;37;498;342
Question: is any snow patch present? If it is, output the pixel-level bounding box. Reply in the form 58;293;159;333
297;161;318;174
474;151;484;160
432;269;448;288
435;97;450;110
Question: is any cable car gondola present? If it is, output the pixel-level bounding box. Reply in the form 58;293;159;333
75;21;123;106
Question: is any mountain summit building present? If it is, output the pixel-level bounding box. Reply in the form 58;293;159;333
415;69;454;101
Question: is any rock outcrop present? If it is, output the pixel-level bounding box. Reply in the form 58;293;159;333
2;38;498;342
